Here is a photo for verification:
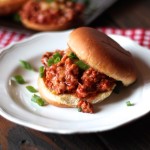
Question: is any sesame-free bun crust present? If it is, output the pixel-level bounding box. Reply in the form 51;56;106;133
38;77;115;107
21;18;77;31
68;27;137;86
0;0;27;16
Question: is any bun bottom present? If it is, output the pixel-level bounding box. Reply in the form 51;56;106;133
38;77;115;108
21;18;78;31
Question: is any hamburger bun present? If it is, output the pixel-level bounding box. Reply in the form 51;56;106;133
38;77;116;107
0;0;27;16
38;27;137;109
19;0;84;31
20;17;78;31
68;27;137;86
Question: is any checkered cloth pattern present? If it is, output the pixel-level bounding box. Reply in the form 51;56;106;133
0;26;150;50
98;28;150;49
0;27;31;49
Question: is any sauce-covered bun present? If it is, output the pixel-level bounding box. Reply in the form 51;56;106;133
68;27;137;86
0;0;27;16
38;77;115;108
38;27;137;112
19;0;84;31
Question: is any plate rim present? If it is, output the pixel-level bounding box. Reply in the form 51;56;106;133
0;31;150;134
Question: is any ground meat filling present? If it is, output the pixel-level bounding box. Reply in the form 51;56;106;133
41;50;116;99
20;0;84;25
76;68;115;98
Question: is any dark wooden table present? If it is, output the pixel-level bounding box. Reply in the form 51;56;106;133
1;0;150;149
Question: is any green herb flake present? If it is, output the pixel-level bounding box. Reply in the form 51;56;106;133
78;107;82;112
53;52;62;59
12;75;26;84
68;52;78;59
47;52;62;66
48;58;54;66
54;57;61;64
20;60;34;71
31;94;45;106
126;101;134;106
26;86;38;93
39;66;45;78
75;60;89;70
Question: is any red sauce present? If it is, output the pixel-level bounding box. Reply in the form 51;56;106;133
20;0;84;25
41;50;116;100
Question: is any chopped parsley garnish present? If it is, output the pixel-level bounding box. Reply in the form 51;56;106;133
54;56;61;64
68;52;89;70
48;58;54;66
75;60;89;70
53;52;62;59
78;107;82;112
68;52;78;59
39;66;45;78
12;75;26;84
20;60;34;71
126;101;134;106
26;86;38;93
31;94;45;106
48;52;62;66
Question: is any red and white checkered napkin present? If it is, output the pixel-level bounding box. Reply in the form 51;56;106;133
98;27;150;49
0;26;150;50
0;27;31;50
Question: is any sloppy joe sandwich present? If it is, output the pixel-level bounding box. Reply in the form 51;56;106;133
0;0;27;16
19;0;85;31
38;27;137;113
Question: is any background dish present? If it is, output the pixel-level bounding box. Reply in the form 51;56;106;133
0;31;150;134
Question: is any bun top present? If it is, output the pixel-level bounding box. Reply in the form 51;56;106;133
68;27;137;86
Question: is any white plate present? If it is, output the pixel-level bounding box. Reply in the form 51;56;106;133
0;31;150;134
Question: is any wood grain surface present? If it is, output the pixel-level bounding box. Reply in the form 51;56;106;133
0;0;150;150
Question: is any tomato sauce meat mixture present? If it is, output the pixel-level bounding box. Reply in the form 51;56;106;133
41;50;116;113
20;0;84;27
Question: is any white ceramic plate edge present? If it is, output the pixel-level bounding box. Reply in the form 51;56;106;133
0;31;150;134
